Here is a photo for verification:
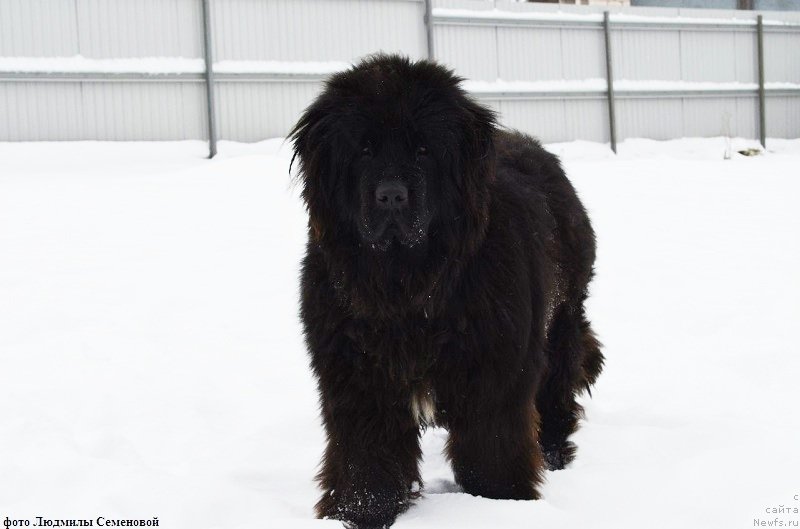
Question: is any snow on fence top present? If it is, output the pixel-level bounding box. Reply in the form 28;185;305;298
3;57;797;98
433;7;800;28
212;60;350;75
463;79;800;95
0;56;205;74
0;56;350;76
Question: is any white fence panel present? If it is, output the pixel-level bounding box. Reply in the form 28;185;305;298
434;25;498;81
683;97;743;137
0;81;208;142
498;100;574;142
564;99;611;143
76;0;204;59
213;0;426;62
764;31;800;82
497;27;562;81
81;82;207;141
767;96;800;138
617;98;685;140
0;0;798;144
733;31;758;83
680;31;739;83
560;28;607;81
0;0;79;57
0;83;83;141
612;30;683;81
215;81;323;142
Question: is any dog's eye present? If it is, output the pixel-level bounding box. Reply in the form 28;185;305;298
360;146;372;157
417;146;428;156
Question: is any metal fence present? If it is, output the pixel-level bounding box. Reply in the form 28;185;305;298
1;0;799;154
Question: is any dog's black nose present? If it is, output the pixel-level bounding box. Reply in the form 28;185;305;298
375;181;408;210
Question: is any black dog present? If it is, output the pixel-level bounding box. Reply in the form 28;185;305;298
291;54;603;529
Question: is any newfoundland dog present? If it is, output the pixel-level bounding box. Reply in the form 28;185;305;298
291;54;603;528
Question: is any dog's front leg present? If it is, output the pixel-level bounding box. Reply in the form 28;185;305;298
314;371;422;529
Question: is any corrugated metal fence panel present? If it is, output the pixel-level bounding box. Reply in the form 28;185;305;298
767;96;800;138
76;0;204;58
733;31;758;83
564;99;610;143
671;8;759;84
1;0;799;143
431;0;496;80
560;28;607;81
499;100;571;144
734;97;759;138
618;97;763;141
682;97;744;137
612;29;682;81
680;31;739;83
212;0;426;62
496;27;605;82
617;99;685;140
216;81;323;142
615;96;762;141
0;82;83;141
435;25;498;81
497;28;560;81
81;83;207;140
0;81;207;141
488;98;609;144
0;0;205;59
764;31;800;83
436;2;607;83
0;0;79;57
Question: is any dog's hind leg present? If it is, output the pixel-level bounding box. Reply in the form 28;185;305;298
536;305;603;470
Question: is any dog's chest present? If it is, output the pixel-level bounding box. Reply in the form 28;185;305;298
350;318;442;426
410;384;436;427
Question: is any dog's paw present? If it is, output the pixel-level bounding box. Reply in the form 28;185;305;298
543;441;576;471
317;488;405;529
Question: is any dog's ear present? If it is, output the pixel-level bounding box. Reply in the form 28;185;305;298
290;93;333;200
290;92;340;243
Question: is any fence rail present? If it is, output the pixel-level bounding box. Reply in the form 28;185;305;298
1;0;799;152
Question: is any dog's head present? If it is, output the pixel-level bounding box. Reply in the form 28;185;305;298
291;54;496;259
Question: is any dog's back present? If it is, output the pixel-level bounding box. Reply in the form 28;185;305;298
492;129;604;469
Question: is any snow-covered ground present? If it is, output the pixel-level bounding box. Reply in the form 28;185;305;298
1;137;799;529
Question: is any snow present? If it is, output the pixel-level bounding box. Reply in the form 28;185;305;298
213;60;350;75
614;80;800;92
464;78;609;94
1;137;800;529
433;7;605;23
433;7;800;26
0;55;205;74
609;11;798;26
5;56;797;98
463;78;800;94
0;56;351;76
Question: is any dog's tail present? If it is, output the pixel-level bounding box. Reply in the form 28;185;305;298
579;318;604;397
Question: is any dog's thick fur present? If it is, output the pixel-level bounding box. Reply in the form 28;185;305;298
291;55;603;529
